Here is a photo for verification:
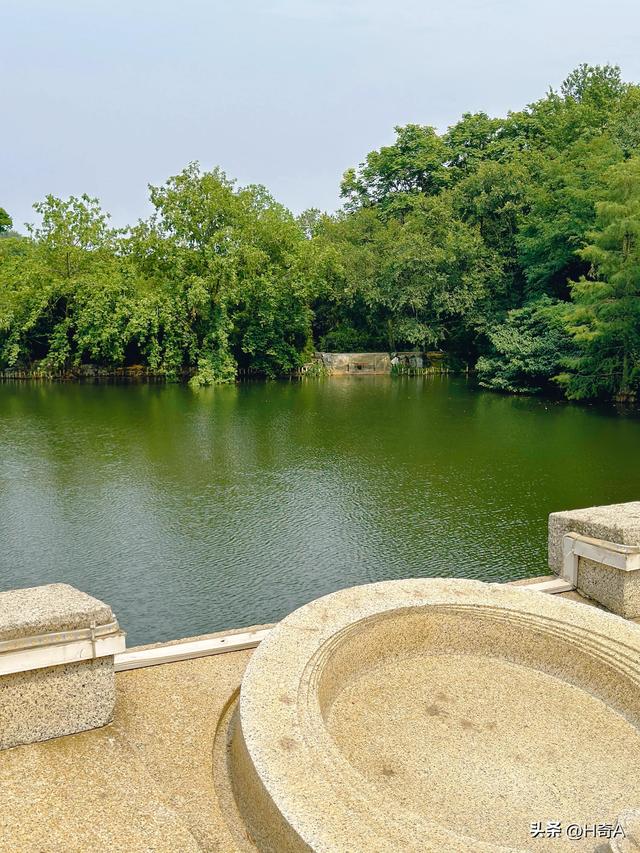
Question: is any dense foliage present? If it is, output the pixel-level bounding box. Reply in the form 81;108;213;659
0;171;312;383
1;64;639;399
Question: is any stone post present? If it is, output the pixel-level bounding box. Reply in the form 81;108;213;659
0;583;125;750
548;501;640;618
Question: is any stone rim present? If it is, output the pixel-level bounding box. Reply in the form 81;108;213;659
235;578;640;852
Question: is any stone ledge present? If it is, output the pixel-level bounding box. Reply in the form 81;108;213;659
0;583;114;642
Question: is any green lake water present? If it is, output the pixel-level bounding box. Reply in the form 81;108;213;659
1;377;639;646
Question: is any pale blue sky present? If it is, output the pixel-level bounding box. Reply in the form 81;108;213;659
2;0;639;230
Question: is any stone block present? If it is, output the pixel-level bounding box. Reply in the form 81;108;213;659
317;352;391;374
548;502;640;618
0;583;124;749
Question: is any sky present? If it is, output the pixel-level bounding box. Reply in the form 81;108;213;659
2;0;640;231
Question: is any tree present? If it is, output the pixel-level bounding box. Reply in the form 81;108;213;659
476;297;574;394
126;164;245;382
28;194;113;278
297;208;325;239
561;64;626;105
374;196;501;351
0;194;125;370
0;208;12;235
305;207;391;350
444;112;506;181
610;84;640;157
516;135;624;299
310;196;500;355
340;124;448;216
559;157;640;400
125;163;312;382
452;159;530;310
522;64;628;152
2;64;640;401
228;188;312;376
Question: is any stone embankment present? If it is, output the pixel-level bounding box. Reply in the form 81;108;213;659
0;364;193;382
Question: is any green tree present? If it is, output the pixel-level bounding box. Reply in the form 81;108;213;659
309;197;500;356
297;208;325;239
374;196;501;351
340;124;448;216
476;297;574;394
305;208;390;350
2;64;640;402
559;157;640;400
125;164;312;382
561;64;626;105
0;208;12;235
228;187;312;376
451;159;530;309
0;195;125;370
523;64;627;152
516;135;623;299
444;112;507;181
610;84;640;157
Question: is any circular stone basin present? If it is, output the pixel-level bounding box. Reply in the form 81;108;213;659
228;579;640;852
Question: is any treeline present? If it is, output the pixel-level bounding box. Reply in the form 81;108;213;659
1;63;639;399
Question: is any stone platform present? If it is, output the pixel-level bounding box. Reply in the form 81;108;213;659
0;626;260;852
1;582;639;852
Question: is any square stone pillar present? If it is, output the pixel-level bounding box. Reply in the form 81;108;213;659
0;583;125;750
548;502;640;618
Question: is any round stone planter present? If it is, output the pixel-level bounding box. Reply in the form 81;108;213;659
228;579;640;852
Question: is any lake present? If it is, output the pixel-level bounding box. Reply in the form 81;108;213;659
1;377;639;646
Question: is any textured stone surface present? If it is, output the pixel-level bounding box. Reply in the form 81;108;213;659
0;723;202;852
329;654;639;850
231;578;640;852
0;657;115;750
577;556;640;618
114;641;259;851
548;502;640;570
0;583;118;749
548;502;640;617
0;624;269;852
0;582;114;641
